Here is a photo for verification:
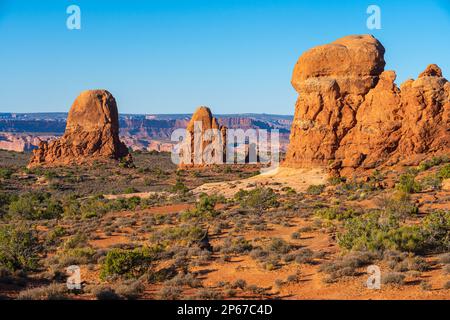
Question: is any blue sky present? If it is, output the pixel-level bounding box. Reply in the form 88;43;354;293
0;0;449;114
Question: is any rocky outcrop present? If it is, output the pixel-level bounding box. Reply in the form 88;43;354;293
28;90;131;167
284;35;449;176
179;106;227;166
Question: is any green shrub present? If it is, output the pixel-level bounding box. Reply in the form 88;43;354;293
0;168;14;179
438;164;450;179
181;194;223;220
124;187;139;194
327;177;346;186
221;237;253;255
234;188;279;215
0;224;40;271
306;184;326;195
152;225;204;244
420;174;443;191
100;246;163;280
378;193;418;220
338;210;449;254
8;192;63;220
315;207;358;221
420;210;450;252
0;193;13;218
171;179;189;195
396;173;422;194
417;156;449;172
63;231;86;248
58;247;96;267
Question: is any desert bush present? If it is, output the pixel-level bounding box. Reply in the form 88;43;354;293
420;174;443;191
100;245;163;280
57;247;96;267
294;248;314;264
233;279;247;290
234;187;279;215
306;184;326;195
267;238;291;254
382;272;405;285
63;196;114;219
420;210;450;252
417;156;449;172
171;179;189;195
0;167;14;179
181;194;223;220
114;280;145;299
17;283;67;300
327;177;346;186
438;163;450;179
376;193;418;220
45;226;66;246
152;225;204;245
336;210;449;254
320;251;375;280
396;173;422;194
194;288;223;300
387;253;429;272
221;237;253;255
291;231;301;240
8;192;63;220
0;193;13;218
158;285;182;300
90;285;121;300
0;224;40;271
315;207;358;221
165;272;202;288
124;187;139;194
62;233;88;250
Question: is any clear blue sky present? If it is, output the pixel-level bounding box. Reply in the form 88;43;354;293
0;0;449;114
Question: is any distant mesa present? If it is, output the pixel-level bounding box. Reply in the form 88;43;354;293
284;34;450;177
179;106;227;167
28;90;132;167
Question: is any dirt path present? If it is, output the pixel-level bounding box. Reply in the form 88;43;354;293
193;167;328;197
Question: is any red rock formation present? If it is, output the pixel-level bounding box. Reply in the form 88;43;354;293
284;35;449;176
179;106;227;166
28;90;131;167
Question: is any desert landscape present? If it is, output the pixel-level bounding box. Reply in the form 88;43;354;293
0;33;448;301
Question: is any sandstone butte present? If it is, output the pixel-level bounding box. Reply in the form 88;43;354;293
28;90;131;168
179;106;227;167
283;34;450;177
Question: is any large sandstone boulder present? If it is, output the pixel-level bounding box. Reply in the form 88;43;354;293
28;90;131;167
284;35;449;176
180;106;226;166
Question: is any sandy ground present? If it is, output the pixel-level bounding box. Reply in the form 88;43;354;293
194;167;328;197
